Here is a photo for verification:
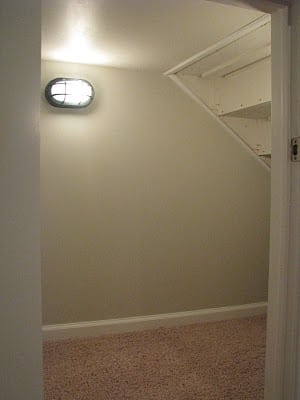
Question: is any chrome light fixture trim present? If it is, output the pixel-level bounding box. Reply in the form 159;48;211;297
45;78;95;108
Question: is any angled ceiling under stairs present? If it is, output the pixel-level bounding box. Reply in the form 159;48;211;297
165;15;271;169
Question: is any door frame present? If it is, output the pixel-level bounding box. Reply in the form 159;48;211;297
265;7;292;400
6;0;293;399
208;1;294;399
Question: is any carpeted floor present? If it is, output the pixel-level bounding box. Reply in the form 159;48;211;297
43;315;266;400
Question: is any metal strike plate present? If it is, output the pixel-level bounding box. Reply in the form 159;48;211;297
291;137;300;162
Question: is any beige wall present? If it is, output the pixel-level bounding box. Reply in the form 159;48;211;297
41;60;270;325
0;1;43;399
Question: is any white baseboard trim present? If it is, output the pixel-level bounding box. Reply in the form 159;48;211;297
42;301;267;341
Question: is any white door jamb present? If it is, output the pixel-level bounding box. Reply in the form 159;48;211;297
264;7;292;400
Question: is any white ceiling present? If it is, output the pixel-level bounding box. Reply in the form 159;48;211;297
42;0;263;72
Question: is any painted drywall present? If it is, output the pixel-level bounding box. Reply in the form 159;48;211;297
41;60;270;325
0;1;43;399
42;0;262;71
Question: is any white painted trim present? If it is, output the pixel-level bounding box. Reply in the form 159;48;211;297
283;1;300;398
168;74;270;171
264;8;291;400
201;45;271;78
164;14;270;76
43;302;267;341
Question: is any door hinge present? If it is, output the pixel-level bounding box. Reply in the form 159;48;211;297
291;137;300;162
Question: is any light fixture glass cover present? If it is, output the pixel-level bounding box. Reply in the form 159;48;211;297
45;78;94;108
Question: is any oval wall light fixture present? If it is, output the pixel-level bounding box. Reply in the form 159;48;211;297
45;78;95;108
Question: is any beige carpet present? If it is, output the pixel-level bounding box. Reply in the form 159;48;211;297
43;315;266;400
